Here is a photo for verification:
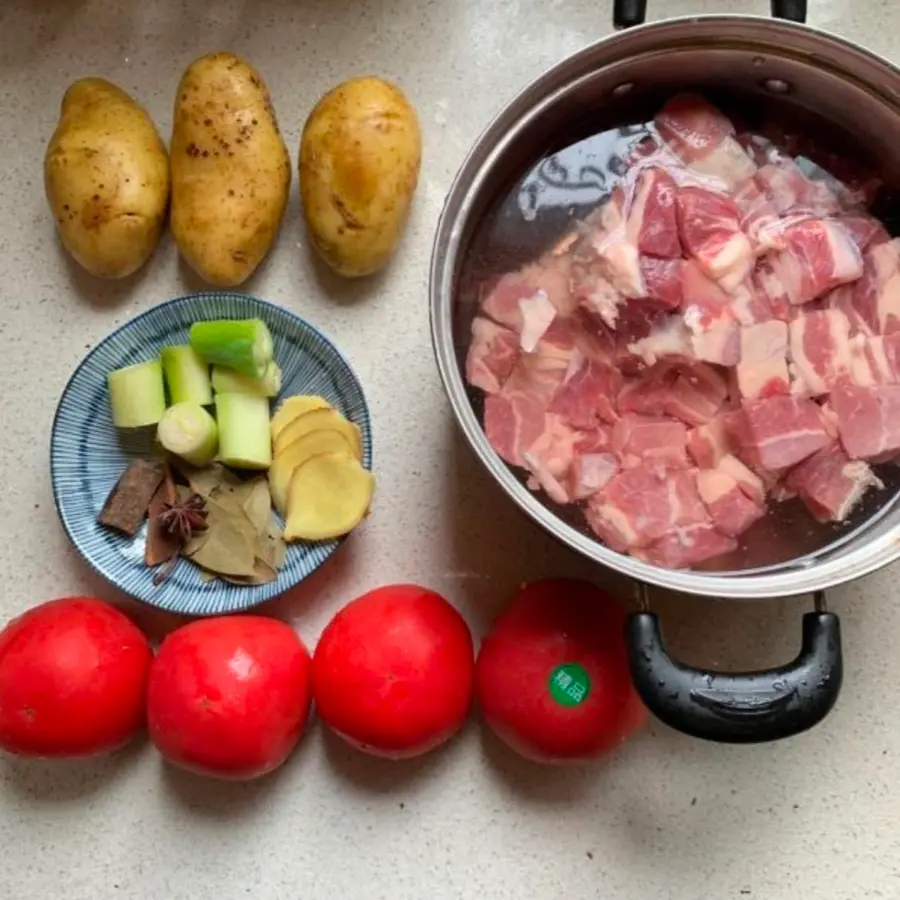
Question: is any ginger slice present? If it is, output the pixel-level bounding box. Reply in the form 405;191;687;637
269;429;358;517
283;452;374;541
270;395;331;441
273;407;361;457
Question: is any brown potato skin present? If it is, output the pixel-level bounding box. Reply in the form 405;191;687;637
170;52;291;287
300;76;422;278
44;78;170;279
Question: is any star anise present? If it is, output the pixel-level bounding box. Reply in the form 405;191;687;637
156;492;209;541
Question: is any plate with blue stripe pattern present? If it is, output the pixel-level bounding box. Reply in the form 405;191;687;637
50;292;372;616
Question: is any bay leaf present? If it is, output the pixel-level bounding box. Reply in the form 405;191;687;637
215;476;256;507
202;495;232;519
256;533;277;568
221;558;278;586
190;519;256;577
169;466;279;584
208;494;259;546
267;514;287;569
183;528;211;557
205;495;247;527
243;479;272;534
172;461;238;498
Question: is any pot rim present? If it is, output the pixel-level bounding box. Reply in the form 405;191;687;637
430;14;900;600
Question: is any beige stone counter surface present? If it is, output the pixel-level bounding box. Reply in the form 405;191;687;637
2;1;900;898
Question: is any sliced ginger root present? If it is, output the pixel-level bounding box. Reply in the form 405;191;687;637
270;395;331;441
283;451;374;541
273;406;362;457
269;428;358;517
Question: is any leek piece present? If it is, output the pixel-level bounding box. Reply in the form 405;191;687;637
189;319;273;378
215;393;272;470
161;345;212;406
107;359;166;428
157;402;219;467
211;361;282;397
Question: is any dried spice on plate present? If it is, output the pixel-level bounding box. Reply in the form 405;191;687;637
144;466;211;584
98;459;166;536
178;467;285;586
145;467;182;567
158;490;209;541
171;460;241;499
103;458;285;587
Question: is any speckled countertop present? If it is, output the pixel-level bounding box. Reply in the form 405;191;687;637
2;1;900;898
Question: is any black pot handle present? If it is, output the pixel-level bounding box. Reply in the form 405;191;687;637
625;592;842;743
613;0;807;29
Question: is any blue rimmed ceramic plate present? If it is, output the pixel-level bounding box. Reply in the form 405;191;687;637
50;292;372;616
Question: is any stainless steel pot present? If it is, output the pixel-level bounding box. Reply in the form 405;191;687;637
430;1;900;742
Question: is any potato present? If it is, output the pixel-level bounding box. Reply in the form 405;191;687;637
170;52;291;286
44;78;169;279
299;76;421;278
283;452;375;542
269;429;358;517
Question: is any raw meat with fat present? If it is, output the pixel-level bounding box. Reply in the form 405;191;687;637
677;186;755;291
687;418;733;468
618;360;728;426
549;358;621;428
640;257;685;309
726;395;831;471
634;524;738;569
521;414;581;505
569;453;619;501
466;91;894;570
611;414;689;470
767;219;863;307
830;383;900;461
482;348;571;467
466;317;519;394
681;262;741;365
696;465;766;536
736;320;790;399
655;94;736;164
788;309;854;396
755;155;841;220
785;441;882;522
655;94;756;190
628;167;682;258
585;465;709;551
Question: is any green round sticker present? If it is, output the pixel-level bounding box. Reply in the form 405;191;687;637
548;663;591;707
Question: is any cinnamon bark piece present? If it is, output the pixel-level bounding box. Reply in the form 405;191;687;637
97;459;166;536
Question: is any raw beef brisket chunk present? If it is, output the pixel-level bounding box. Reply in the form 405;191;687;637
585;466;708;551
785;442;882;522
830;383;900;461
676;186;754;292
696;463;767;536
466;317;519;394
726;396;831;471
634;524;738;569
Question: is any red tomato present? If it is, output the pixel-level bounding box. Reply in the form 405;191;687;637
476;579;645;763
147;616;311;780
0;597;153;758
313;584;474;759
